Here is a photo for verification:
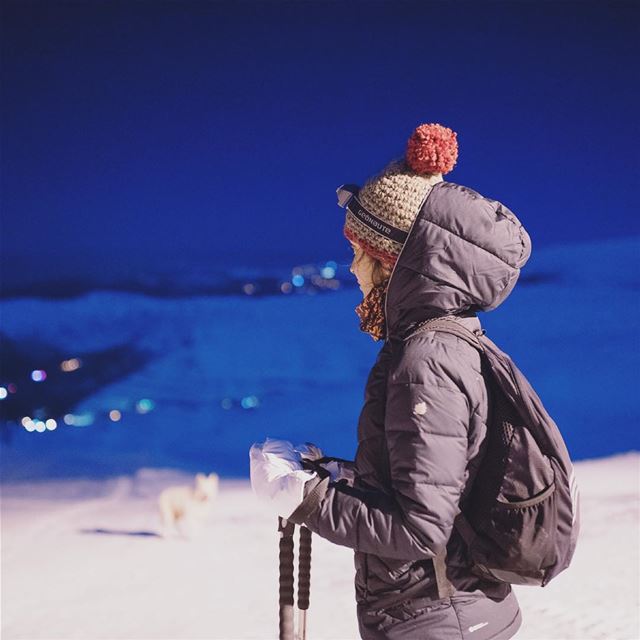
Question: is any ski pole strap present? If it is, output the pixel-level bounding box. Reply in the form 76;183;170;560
278;517;296;640
300;457;333;479
313;455;355;466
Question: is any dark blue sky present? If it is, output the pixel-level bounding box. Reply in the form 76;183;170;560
2;0;638;275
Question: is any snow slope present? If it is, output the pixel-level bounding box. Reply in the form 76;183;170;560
1;452;638;640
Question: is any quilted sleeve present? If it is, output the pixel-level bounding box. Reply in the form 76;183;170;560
293;338;471;560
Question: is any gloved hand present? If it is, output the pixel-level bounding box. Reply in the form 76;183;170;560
293;441;325;461
294;441;356;486
249;437;318;519
322;459;356;485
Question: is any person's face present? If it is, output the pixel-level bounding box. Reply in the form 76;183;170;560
349;241;376;298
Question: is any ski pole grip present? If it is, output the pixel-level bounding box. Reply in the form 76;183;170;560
278;516;296;640
297;525;312;610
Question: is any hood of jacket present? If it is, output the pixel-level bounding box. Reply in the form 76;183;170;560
385;180;532;339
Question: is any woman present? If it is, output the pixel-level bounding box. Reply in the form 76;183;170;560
250;122;531;639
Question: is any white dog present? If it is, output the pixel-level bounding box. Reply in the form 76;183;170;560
158;472;219;539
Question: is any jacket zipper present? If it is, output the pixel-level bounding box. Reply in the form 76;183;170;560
372;181;444;604
363;553;369;599
383;180;444;343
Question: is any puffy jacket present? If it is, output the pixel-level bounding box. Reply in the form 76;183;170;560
290;177;532;640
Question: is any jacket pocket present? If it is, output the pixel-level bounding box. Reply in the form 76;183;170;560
488;479;557;571
378;555;414;580
370;597;453;633
366;554;415;594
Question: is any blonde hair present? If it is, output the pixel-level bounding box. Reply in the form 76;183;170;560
370;256;392;287
351;241;393;288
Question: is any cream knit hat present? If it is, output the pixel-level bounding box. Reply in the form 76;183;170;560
340;123;459;270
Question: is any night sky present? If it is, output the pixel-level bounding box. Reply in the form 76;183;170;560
2;0;638;277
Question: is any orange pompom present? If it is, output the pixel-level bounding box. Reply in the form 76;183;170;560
406;123;459;175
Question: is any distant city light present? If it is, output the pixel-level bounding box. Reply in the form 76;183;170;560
135;398;155;414
241;395;259;409
64;412;94;427
60;358;82;372
3;256;351;439
31;370;47;382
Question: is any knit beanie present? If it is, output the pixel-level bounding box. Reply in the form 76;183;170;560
339;123;459;271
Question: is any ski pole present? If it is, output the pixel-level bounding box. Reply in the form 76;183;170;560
278;516;296;640
297;524;312;640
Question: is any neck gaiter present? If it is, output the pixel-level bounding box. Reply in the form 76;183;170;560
355;280;389;342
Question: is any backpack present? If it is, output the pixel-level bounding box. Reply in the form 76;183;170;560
403;315;581;590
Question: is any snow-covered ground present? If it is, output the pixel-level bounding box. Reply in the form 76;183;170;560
1;451;638;640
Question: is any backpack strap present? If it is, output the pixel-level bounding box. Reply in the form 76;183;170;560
403;317;487;587
433;548;457;599
403;316;485;355
453;510;478;548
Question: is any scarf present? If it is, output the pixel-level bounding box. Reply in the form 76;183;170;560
355;280;389;341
